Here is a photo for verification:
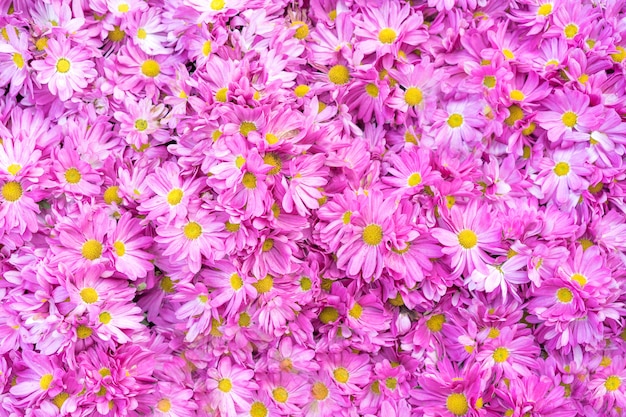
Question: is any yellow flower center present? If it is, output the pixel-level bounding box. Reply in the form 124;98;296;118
385;377;397;390
404;87;423;106
183;222;202;240
82;240;103;260
239;121;257;136
291;21;309;40
273;387;288;403
80;288;98;304
571;273;587;287
537;3;553;16
253;275;274;293
493;347;509;363
564;24;578;39
1;181;22;201
319;306;338;324
579;238;594;250
362;224;383;246
141;59;160;78
522;123;536;136
36;37;49;50
225;221;240;232
99;311;112;324
56;58;70;73
52;392;69;409
210;0;224;10
447;113;464;128
553;162;570;176
242;172;257;189
601;356;612;367
113;241;125;257
263;153;282;175
342;211;352;224
562;111;578;127
40;374;53;390
446;393;469;416
230;273;243;290
215;87;228;102
503;49;515;60
333;367;350;383
509;89;525;101
612;46;626;63
300;276;312;291
7;163;21;176
99;367;111;377
378;28;397;44
328;9;337;20
311;382;329;400
250;401;268;417
262;238;274;252
483;75;496;88
328;65;350;85
426;314;445;332
65;168;81;184
557;288;573;303
365;83;379;98
605;376;621;392
294;84;310;97
108;26;125;42
458;229;478;249
118;3;129;12
349;303;363;319
12;53;24;69
202;40;212;57
218;378;232;392
134;119;148;132
76;325;92;339
156;399;171;412
160;277;175;293
505;105;524;126
104;186;122;205
167;188;183;205
238;312;251;327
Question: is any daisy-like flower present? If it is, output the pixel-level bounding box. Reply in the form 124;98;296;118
476;327;540;380
151;381;197;416
534;89;600;144
51;147;102;197
431;98;486;153
382;147;435;196
387;59;442;121
139;161;204;224
10;350;64;405
261;373;310;415
509;0;558;35
588;355;626;412
495;373;573;417
431;200;502;278
109;212;154;280
353;0;427;57
201;261;257;316
114;97;169;149
64;265;134;316
466;255;528;301
206;357;258;417
127;7;171;55
93;301;146;344
282;154;329;217
0;26;32;97
336;191;395;281
536;146;592;207
503;71;552;109
31;38;97;101
322;351;372;395
0;177;40;236
155;208;226;273
173;282;215;343
304;373;349;417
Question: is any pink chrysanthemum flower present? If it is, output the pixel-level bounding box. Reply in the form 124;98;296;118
113;97;169;149
382;147;435;196
322;351;372;395
155;209;226;274
109;212;154;280
206;357;258;417
64;265;134;316
0;177;40;236
476;327;540;380
51;147;102;197
534;90;600;144
93;301;146;344
31;38;97;101
432;201;502;278
336;191;395;281
10;350;64;405
201;260;257;317
282;154;329;216
536;146;592;207
0;26;32;96
304;373;349;417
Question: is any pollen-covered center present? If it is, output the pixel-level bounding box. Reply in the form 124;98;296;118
40;374;53;390
183;222;202;240
483;75;496;88
272;387;288;403
362;224;383;246
76;325;93;339
239;121;257;137
82;240;103;260
365;83;379;98
509;89;525;101
250;401;268;417
458;229;478;249
561;111;578;128
80;287;98;304
253;275;274;294
564;24;578;39
104;186;122;205
99;311;112;324
7;163;21;175
537;3;553;16
167;188;183;205
447;114;464;128
65;168;81;184
426;314;445;332
342;211;352;224
404;87;423;106
319;306;338;324
242;172;257;189
328;65;350;85
156;399;171;412
446;393;469;416
505;105;524;126
141;59;160;78
56;58;70;73
556;287;573;303
492;347;509;363
263;153;282;175
333;367;350;383
262;238;274;252
134;119;148;131
348;302;363;319
605;376;621;392
571;273;587;287
291;21;309;40
553;162;570;177
218;378;232;392
311;382;329;400
2;181;22;201
230;273;243;290
113;241;125;257
378;27;397;44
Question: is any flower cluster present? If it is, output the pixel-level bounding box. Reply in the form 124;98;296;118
1;0;626;416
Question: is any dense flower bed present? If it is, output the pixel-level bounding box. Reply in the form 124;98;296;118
1;0;626;416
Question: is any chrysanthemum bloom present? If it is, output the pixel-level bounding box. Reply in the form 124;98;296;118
10;350;64;405
382;147;435;197
353;0;427;58
321;351;372;395
206;357;258;417
112;44;177;99
282;153;328;216
64;265;134;316
534;90;600;144
494;373;574;417
114;97;169;149
31;37;97;101
155;209;226;273
536;146;592;207
264;336;320;374
431;200;502;278
0;176;40;236
139;161;203;224
588;355;626;412
466;254;528;301
316;190;359;253
126;7;172;55
93;301;146;344
336;191;395;281
200;261;257;317
303;373;349;417
0;26;32;96
260;373;310;415
108;212;154;280
476;327;540;380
